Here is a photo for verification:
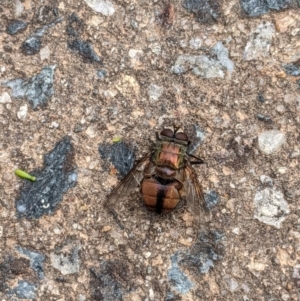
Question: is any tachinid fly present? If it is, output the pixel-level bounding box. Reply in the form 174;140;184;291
106;127;208;220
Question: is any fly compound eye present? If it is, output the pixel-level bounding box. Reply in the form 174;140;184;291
160;128;174;138
174;132;188;142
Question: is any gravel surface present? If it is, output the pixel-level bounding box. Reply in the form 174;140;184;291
1;0;300;300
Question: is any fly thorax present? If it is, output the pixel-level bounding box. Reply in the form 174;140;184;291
154;141;187;170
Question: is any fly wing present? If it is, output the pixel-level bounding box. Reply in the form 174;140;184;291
182;162;211;223
105;155;151;209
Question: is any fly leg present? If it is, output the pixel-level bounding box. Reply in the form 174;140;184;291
108;209;125;230
187;153;205;165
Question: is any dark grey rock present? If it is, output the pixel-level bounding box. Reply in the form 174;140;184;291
3;65;56;109
53;7;59;17
6;20;27;35
178;231;224;274
15;246;45;279
3;45;13;53
97;69;107;79
182;0;222;23
0;256;32;296
284;60;300;76
257;91;265;103
240;0;270;16
68;38;102;63
67;12;84;36
90;261;134;301
15;136;77;219
240;0;292;17
21;17;63;55
257;113;272;123
187;124;205;155
267;0;292;10
165;291;182;301
22;35;42;55
35;5;56;24
204;190;220;210
168;254;194;294
11;280;37;299
99;141;136;177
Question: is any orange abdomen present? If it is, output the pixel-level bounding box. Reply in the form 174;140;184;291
141;177;183;213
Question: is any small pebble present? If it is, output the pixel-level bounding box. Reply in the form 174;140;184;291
0;92;12;104
15;246;45;279
102;225;111;232
232;227;240;235
4;65;56;108
277;167;287;174
17;105;28;120
284;60;300;76
22;17;63;55
257;113;271;123
6;19;27;35
149;288;154;300
12;280;37;299
54;227;61;234
276;104;286;114
50;246;80;275
96;69;107;79
50;121;59;128
189;37;202;49
204;190;220;210
77;295;86;301
66;13;83;36
14;0;24;17
258;130;285;155
68;38;102;63
244;22;275;61
144;252;151;259
254;186;289;229
148;84;164;102
240;0;292;17
182;0;222;24
257;91;265;103
260;175;273;186
224;276;239;292
83;0;115;16
40;45;50;61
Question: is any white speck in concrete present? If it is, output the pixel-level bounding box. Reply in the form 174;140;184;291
258;130;285;155
254;186;289;228
83;0;115;16
244;22;275;61
148;84;164;102
0;92;12;104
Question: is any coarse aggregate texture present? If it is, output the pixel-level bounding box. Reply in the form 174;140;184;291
15;136;77;219
99;141;136;177
21;17;64;55
1;0;300;300
3;65;56;108
15;246;45;279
